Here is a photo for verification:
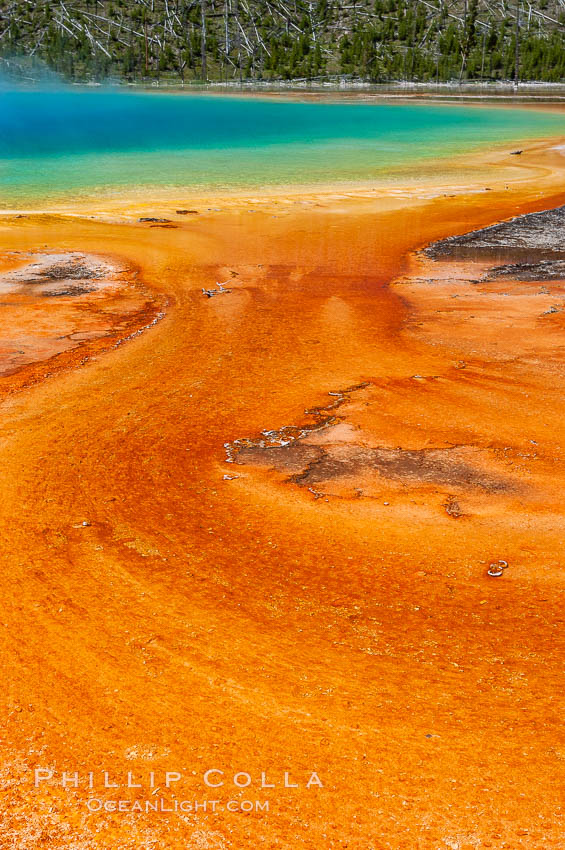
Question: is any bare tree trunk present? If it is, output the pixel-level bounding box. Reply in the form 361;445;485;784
459;0;468;82
201;0;207;79
233;0;242;82
514;0;520;88
225;0;230;54
144;18;149;73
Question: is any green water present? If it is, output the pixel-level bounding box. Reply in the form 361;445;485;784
0;89;563;205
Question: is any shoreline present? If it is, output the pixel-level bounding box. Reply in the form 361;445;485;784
14;78;565;99
2;133;565;218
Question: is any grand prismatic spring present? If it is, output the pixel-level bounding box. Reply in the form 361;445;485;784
1;89;565;848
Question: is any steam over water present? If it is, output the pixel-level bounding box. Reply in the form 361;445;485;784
0;89;564;205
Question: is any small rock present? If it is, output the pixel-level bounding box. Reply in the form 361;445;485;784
444;497;462;518
308;487;324;499
487;559;508;577
202;285;231;297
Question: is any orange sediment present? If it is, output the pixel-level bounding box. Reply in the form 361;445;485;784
1;139;565;848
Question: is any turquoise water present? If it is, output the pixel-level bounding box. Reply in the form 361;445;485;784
0;89;564;205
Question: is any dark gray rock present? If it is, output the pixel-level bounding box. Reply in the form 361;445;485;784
426;205;565;260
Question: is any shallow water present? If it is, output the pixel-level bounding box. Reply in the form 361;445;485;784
1;90;564;205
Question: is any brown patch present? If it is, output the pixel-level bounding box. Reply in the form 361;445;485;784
37;260;101;281
235;442;322;473
42;283;96;297
227;384;509;495
290;445;506;491
443;495;463;518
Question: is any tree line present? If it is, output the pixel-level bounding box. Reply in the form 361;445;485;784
1;0;565;83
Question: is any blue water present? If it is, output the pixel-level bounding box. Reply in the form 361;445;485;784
0;89;563;205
